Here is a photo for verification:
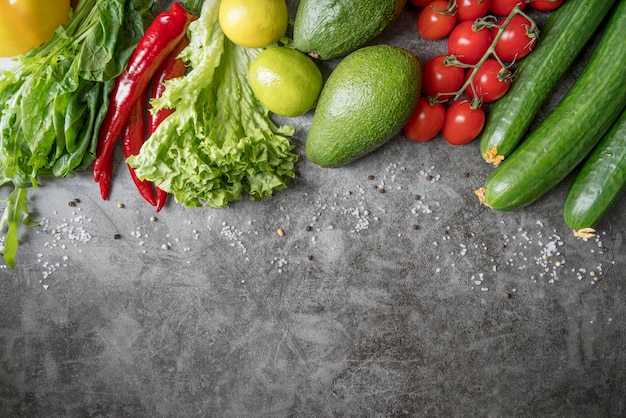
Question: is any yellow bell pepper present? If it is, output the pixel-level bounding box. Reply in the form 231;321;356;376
0;0;71;57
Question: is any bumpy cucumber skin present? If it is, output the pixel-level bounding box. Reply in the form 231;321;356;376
479;0;617;163
305;46;421;168
563;106;626;233
481;0;626;211
293;0;406;60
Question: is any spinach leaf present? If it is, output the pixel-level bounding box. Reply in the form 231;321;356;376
78;0;125;81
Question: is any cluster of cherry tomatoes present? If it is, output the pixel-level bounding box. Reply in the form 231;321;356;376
403;0;564;145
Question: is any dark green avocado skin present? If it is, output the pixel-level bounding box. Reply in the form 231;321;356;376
293;0;407;60
305;45;421;168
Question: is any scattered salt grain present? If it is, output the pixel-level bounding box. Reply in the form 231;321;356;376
221;223;247;254
271;257;288;273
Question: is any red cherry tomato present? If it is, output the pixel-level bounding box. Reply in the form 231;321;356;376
422;55;466;99
495;14;538;62
447;20;493;65
410;0;433;6
442;99;485;145
527;0;564;11
456;0;492;21
403;97;446;142
464;59;511;103
417;0;457;40
490;0;526;16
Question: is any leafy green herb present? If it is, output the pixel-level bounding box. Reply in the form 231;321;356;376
127;0;298;208
0;0;154;268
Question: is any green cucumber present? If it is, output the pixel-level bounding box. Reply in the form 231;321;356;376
479;0;617;166
476;0;626;211
563;106;626;238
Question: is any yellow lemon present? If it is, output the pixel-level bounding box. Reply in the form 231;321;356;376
249;47;323;117
219;0;289;48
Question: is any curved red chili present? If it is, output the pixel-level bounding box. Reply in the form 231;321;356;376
123;97;157;207
98;162;112;203
94;2;195;199
149;35;189;135
149;35;189;212
155;187;168;212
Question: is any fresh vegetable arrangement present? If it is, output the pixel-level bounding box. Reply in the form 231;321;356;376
0;0;155;267
1;0;624;269
406;0;625;235
126;0;298;208
93;2;195;202
476;0;626;222
479;0;617;165
405;0;549;146
0;0;301;267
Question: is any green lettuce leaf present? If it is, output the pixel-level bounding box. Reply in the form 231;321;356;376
127;0;298;208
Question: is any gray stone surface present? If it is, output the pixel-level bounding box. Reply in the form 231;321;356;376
1;2;625;417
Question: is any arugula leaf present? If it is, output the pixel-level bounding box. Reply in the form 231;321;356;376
127;0;298;208
0;187;38;269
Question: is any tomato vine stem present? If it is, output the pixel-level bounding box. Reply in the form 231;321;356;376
432;4;539;108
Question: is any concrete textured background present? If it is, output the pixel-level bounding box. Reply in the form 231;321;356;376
1;1;625;417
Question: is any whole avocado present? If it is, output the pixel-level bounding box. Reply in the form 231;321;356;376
305;45;421;168
293;0;407;60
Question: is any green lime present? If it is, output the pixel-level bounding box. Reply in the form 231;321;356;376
248;47;324;117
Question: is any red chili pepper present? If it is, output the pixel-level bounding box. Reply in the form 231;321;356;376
155;187;168;212
149;35;189;212
98;160;112;204
122;97;157;207
93;2;194;199
149;35;189;134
